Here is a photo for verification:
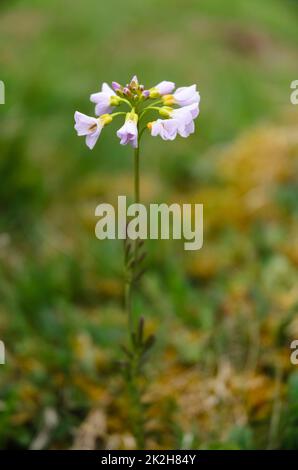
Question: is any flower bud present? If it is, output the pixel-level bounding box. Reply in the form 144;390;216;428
110;95;121;106
126;111;138;124
130;75;139;90
123;87;131;96
159;106;173;118
142;90;150;98
112;81;122;91
162;94;175;106
117;112;138;148
149;88;160;99
100;114;113;126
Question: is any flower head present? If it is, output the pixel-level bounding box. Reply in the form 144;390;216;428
75;77;200;150
90;83;118;116
117;111;138;148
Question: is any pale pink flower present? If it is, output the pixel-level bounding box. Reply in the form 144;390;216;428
90;83;116;116
150;119;178;140
173;84;200;106
74;111;112;149
149;102;199;140
117;112;138;148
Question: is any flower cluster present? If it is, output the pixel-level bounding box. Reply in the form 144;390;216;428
74;76;200;149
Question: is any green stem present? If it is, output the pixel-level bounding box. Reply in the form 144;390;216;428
119;97;133;108
111;111;127;118
125;280;133;342
125;143;140;343
133;141;140;320
134;144;140;206
123;131;145;449
139;106;162;120
148;99;163;107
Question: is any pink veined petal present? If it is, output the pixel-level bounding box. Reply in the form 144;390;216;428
74;111;104;149
151;120;162;137
181;103;199;119
163;119;179;138
178;119;195;138
131;136;138;148
117;120;138;148
151;119;178;140
151;120;163;139
74;112;98;136
164;130;177;140
101;82;115;96
90;92;102;103
95;102;113;116
90;83;115;115
125;120;138;137
187;120;195;135
174;85;199;106
74;111;92;124
172;108;193;125
174;84;196;100
86;129;100;149
117;124;127;143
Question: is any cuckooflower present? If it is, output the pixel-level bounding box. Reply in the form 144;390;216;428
74;77;202;448
149;103;199;140
90;83;119;116
117;111;138;148
74;111;112;149
75;77;200;148
163;84;200;107
170;102;199;120
174;103;199;137
149;119;178;140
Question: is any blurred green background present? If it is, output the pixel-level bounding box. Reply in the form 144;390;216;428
1;0;298;449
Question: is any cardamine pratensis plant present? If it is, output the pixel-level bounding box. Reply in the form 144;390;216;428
74;76;200;448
